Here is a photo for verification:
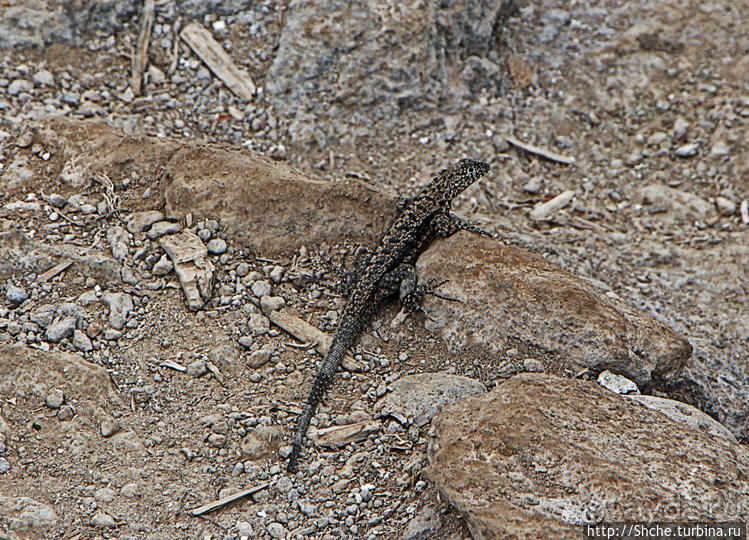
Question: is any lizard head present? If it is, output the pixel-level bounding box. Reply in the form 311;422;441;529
431;158;490;204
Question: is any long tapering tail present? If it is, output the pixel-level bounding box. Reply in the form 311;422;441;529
287;320;360;472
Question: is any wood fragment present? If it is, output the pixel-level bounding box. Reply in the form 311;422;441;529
740;200;749;225
269;310;363;372
132;0;155;96
160;359;187;372
180;22;256;100
36;260;72;282
529;190;576;220
310;420;381;448
191;482;270;516
506;135;576;165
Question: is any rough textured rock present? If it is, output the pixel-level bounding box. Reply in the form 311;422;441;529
266;0;514;148
626;394;737;443
159;231;215;311
164;145;396;256
426;373;749;540
418;235;692;389
637;184;717;223
0;496;57;532
376;373;487;427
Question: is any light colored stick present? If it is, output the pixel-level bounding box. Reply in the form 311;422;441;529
132;0;155;96
36;260;72;282
268;310;363;372
530;190;576;220
506;135;576;165
191;482;270;516
180;22;256;100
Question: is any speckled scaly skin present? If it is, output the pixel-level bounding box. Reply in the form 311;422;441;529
287;158;491;472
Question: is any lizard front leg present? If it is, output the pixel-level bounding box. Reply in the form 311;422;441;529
432;212;493;238
376;263;454;312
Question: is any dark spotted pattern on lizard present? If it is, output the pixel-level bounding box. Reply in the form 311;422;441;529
287;158;491;472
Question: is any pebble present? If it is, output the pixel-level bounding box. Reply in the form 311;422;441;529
45;316;77;342
238;336;254;349
715;196;736;216
251;280;272;298
247;348;271;368
236;520;254;538
0;457;9;474
46;388;65;409
266;522;289;539
247;313;270;336
33;69;55;86
598;370;639;395
522;358;544;372
260;295;285;314
58;405;75;421
48;193;67;208
236;262;251;277
197;228;212;241
269;265;285;283
121;482;138;497
126;210;165;233
147;221;182;240
152;255;173;276
8;79;33;96
674;142;699;157
100;418;121;437
73;329;94;352
103;329;123;340
187;360;207;377
94;487;116;503
5;284;28;304
207;237;227;255
90;512;116;528
101;292;133;330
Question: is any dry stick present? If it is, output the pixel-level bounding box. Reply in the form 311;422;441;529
180;22;256;100
132;0;155;96
36;260;72;282
268;309;363;372
506;135;576;165
191;482;271;516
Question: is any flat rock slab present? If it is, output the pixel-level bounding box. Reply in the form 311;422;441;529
425;373;749;540
418;235;692;389
376;373;487;427
159;231;215;311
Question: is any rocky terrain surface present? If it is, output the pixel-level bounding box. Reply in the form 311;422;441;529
1;0;747;539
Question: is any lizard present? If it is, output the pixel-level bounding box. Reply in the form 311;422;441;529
287;158;492;472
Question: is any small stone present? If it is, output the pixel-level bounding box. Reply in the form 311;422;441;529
61;91;80;105
266;522;289;539
672;117;689;141
125;210;165;233
522;177;544;194
90;512;116;528
238;336;254;349
80;203;97;215
5;284;28;304
247;313;270;336
147;64;165;85
522;358;544;372
100;418;121;437
94;487;116;503
45;316;77;342
598;370;640;395
674;142;699;158
715;196;736;216
269;265;285;283
121;482;138;497
187;360;207;377
103;329;122;340
147;221;182;240
208;433;227;448
207;237;227;255
101;292;134;330
48;193;67;208
33;69;55;86
46;388;65;409
73;329;93;352
251;280;272;298
247;348;271;368
236;263;251;277
197;228;212;241
710;141;730;156
260;295;286;314
58;405;75;421
87;320;103;338
8;79;33;96
0;457;10;474
236;520;254;538
152;255;173;276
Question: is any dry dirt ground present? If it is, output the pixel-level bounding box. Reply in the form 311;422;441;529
0;0;747;539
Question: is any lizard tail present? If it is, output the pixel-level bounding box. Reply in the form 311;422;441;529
287;324;359;472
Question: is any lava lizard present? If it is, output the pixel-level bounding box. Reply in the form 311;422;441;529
287;158;491;472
